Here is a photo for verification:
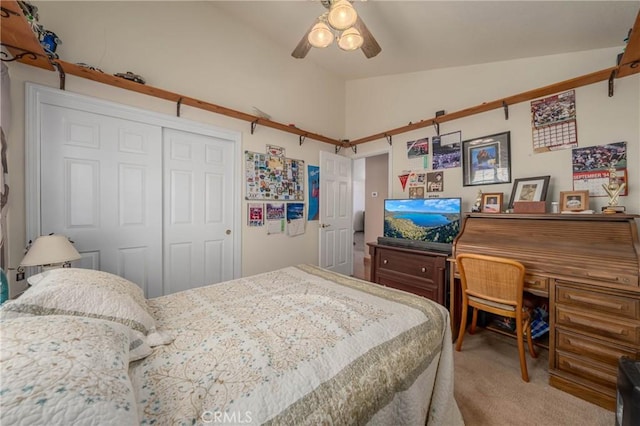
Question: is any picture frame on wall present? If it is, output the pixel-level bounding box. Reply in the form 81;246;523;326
481;192;503;213
508;175;551;209
560;190;590;212
462;131;511;186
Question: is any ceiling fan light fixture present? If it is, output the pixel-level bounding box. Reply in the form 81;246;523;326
338;27;363;51
328;0;357;31
308;21;335;48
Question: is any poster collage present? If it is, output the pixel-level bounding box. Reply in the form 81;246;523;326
398;89;627;201
245;146;319;236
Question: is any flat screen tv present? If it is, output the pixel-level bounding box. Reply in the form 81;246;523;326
379;198;462;253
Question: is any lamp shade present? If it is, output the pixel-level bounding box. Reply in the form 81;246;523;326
20;235;81;267
328;0;358;31
308;21;334;48
338;27;363;51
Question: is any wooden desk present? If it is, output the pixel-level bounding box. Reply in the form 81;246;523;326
450;213;640;411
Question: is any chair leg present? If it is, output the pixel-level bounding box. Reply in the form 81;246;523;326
469;308;478;335
526;323;538;359
515;321;530;382
456;300;468;351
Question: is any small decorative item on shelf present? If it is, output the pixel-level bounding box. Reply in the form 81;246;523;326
39;30;62;58
471;189;482;212
480;192;503;213
602;165;627;214
559;190;592;213
76;63;104;73
114;71;146;85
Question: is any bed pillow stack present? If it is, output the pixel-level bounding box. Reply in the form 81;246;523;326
0;315;139;424
0;268;173;361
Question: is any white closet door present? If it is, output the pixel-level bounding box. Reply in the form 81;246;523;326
163;128;235;294
40;104;163;297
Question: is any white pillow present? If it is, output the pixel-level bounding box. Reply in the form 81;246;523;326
0;315;139;425
2;268;172;358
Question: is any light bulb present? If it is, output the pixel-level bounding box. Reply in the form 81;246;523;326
338;27;363;51
308;21;334;48
328;0;357;31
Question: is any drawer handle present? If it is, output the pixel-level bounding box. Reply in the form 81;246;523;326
586;272;619;281
563;314;628;336
525;279;541;286
565;294;625;311
383;259;388;264
421;267;426;273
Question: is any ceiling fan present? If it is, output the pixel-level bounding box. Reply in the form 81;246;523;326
292;0;381;59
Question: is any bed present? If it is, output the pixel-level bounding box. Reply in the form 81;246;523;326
0;264;463;425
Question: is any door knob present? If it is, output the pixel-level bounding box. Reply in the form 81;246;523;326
321;223;331;228
226;230;231;235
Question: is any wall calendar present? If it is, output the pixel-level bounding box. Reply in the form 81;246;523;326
245;151;305;200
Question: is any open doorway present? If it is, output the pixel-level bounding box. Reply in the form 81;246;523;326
352;153;389;281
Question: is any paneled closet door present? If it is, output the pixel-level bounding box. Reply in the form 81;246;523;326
163;128;235;294
40;104;163;297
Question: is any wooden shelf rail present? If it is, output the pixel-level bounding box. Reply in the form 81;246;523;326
2;0;639;149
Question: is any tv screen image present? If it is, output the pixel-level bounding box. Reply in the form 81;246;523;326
383;198;461;247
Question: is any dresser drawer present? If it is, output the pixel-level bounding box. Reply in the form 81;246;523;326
378;274;440;302
556;329;637;366
555;305;640;345
377;249;438;280
556;284;639;320
555;352;618;391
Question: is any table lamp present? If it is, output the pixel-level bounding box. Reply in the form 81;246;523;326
19;234;81;271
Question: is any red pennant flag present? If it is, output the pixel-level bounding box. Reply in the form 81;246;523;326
398;174;410;191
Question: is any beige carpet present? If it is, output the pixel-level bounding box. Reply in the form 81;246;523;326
453;331;615;425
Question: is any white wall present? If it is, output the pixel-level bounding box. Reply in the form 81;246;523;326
347;48;640;214
5;1;344;295
5;3;639;296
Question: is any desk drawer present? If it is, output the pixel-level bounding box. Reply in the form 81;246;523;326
377;249;437;280
525;274;549;293
556;284;639;320
555;305;640;345
556;329;636;366
555;352;618;391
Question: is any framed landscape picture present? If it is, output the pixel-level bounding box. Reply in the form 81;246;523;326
462;131;511;186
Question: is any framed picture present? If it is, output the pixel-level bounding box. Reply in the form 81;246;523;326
560;190;589;212
481;192;503;213
508;175;551;209
462;131;511;186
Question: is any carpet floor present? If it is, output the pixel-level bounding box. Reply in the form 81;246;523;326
453;331;615;425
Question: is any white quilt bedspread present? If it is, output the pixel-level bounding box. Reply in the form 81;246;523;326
129;265;463;425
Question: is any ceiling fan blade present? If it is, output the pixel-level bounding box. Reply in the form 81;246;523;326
291;22;315;59
353;16;381;59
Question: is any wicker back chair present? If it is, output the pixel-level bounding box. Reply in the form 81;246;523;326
455;253;537;382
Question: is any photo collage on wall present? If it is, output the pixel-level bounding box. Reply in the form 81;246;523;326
399;131;461;198
245;148;308;236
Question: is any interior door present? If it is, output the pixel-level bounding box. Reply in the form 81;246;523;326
40;104;163;297
319;151;353;275
163;128;235;294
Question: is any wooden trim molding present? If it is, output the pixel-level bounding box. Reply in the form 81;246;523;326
2;0;639;148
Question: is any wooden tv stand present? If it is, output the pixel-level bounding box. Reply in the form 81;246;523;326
367;243;448;306
450;213;640;411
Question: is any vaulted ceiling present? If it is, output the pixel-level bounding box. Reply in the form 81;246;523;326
212;1;640;81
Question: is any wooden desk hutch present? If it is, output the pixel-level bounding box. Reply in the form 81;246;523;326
450;213;640;411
